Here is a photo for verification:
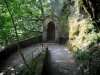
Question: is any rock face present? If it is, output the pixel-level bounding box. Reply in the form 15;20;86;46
67;0;100;75
83;0;100;20
67;0;100;50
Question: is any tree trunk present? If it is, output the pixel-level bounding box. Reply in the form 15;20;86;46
4;0;32;74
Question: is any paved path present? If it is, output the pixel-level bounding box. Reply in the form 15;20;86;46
42;43;82;75
0;43;42;75
0;43;82;75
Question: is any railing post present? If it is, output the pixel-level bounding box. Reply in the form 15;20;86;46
32;52;33;60
45;45;48;51
13;66;17;75
41;43;43;52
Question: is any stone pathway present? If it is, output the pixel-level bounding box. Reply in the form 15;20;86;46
0;43;42;75
0;43;82;75
42;43;82;75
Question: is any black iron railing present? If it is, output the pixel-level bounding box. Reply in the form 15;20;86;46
3;44;44;75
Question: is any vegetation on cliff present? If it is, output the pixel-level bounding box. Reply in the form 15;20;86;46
61;0;100;74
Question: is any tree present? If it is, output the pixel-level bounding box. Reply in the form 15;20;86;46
4;0;33;74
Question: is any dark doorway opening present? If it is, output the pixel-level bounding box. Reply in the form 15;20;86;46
47;22;55;41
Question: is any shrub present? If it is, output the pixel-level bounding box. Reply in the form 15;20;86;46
74;50;89;60
86;32;98;42
73;49;89;69
85;24;94;33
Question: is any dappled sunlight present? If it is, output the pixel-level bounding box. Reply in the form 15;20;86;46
64;48;68;51
59;69;68;73
69;60;75;63
0;0;99;75
57;48;60;51
56;60;67;63
56;60;61;63
52;48;61;52
42;43;82;75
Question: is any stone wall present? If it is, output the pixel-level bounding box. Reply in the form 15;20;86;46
0;35;42;60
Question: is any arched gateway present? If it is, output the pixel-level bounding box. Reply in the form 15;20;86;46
47;21;55;41
43;17;60;42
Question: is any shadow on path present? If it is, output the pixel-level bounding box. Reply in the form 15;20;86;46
42;43;82;75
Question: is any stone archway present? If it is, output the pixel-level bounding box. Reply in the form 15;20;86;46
43;17;60;42
47;21;55;41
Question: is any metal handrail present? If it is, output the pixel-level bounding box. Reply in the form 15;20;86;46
25;47;38;59
4;46;41;75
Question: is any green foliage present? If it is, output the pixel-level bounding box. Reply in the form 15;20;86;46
85;24;94;33
0;0;51;49
19;52;46;75
73;49;89;68
74;50;89;60
86;31;98;43
67;0;100;72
